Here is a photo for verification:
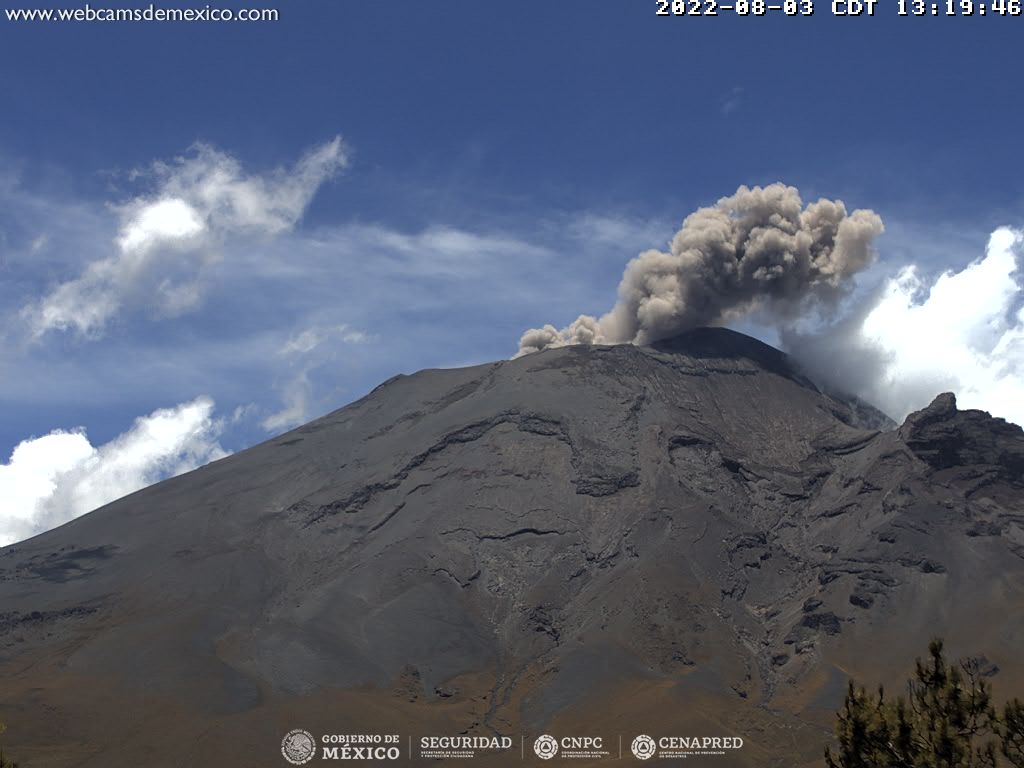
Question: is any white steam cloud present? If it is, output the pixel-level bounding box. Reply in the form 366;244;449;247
25;136;348;338
517;183;884;355
0;397;226;546
786;227;1024;426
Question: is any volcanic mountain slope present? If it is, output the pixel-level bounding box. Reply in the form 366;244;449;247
2;327;1024;767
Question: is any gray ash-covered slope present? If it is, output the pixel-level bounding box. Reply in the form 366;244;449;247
2;327;1023;767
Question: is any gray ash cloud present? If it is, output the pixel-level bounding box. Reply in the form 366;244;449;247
517;183;883;356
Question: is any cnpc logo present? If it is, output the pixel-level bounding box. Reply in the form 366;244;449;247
533;734;605;759
533;735;558;760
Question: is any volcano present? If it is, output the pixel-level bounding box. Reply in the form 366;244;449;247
2;327;1023;767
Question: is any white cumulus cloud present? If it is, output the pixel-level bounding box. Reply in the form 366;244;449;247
24;136;348;339
0;396;227;546
788;227;1024;426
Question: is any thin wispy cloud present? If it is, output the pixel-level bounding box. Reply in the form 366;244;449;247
23;137;348;339
280;324;369;356
720;86;743;116
264;323;372;432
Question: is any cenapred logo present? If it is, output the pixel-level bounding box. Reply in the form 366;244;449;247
281;729;317;765
534;734;559;760
631;734;744;760
631;734;657;761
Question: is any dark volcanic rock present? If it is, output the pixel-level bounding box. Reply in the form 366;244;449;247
801;612;843;635
1;327;1023;768
900;392;1024;479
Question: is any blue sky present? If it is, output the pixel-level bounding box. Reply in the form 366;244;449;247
2;1;1024;543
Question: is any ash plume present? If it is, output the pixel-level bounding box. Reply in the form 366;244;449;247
517;183;883;356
